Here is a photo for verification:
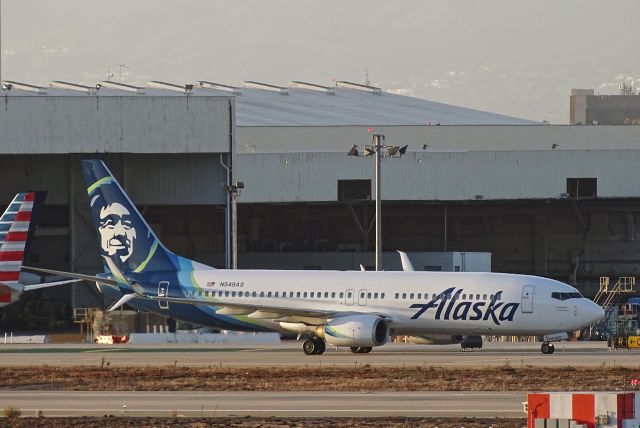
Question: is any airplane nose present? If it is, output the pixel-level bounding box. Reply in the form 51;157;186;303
587;301;605;324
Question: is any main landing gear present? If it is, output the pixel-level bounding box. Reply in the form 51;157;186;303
541;342;555;354
302;337;326;355
350;346;372;354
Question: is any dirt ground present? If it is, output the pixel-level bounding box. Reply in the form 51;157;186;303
0;416;527;427
0;365;638;391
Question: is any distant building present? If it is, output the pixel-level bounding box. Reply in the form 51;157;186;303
570;88;640;125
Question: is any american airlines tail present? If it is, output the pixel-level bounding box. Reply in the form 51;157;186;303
82;160;181;277
0;192;44;305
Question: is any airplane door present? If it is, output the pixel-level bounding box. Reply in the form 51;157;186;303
345;289;354;306
158;281;169;310
521;285;534;313
358;289;367;306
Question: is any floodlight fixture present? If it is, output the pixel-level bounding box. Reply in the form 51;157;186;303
1;83;12;91
386;146;399;156
347;145;359;156
185;84;194;92
235;181;245;189
363;145;375;157
398;145;408;156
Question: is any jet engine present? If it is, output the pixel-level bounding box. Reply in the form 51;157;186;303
408;335;464;345
323;315;389;347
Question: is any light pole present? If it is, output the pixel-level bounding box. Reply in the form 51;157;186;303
348;134;407;271
373;134;384;271
223;181;244;269
1;0;3;84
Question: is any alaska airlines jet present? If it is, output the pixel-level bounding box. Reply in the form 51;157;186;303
0;192;80;307
25;161;604;355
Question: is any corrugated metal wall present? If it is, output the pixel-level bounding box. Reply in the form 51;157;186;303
0;96;231;154
235;149;640;202
0;154;228;206
236;125;640;153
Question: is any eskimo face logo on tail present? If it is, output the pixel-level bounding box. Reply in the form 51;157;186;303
410;287;520;325
98;202;136;263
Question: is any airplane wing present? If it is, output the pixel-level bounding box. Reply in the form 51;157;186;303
397;251;415;271
157;295;336;318
147;294;391;324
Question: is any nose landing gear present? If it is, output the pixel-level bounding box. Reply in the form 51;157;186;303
541;342;555;354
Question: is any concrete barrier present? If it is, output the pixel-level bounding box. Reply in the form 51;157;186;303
1;334;49;344
128;332;281;345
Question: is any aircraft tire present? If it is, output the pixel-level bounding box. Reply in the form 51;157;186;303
313;338;326;355
541;343;552;354
350;346;362;354
548;344;555;354
303;339;317;355
362;347;372;354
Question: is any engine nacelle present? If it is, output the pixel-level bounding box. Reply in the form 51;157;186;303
322;315;388;347
408;334;464;345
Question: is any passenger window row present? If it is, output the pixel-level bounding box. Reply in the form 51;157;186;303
394;292;500;301
186;290;386;300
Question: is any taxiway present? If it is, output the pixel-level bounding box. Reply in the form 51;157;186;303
0;341;632;368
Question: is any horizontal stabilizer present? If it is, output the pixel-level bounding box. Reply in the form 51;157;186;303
23;279;83;291
0;282;21;293
21;266;120;287
102;256;132;287
108;293;137;311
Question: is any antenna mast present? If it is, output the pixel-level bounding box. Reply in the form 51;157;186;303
115;63;129;81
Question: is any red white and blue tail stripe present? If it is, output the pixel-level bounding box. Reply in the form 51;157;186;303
0;193;35;302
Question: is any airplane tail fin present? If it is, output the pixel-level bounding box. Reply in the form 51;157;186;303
0;192;44;300
82;160;177;276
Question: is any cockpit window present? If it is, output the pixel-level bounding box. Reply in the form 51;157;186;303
551;291;582;301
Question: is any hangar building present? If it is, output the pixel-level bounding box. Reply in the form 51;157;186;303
1;78;639;327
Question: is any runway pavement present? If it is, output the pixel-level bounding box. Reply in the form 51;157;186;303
0;341;636;367
0;391;527;417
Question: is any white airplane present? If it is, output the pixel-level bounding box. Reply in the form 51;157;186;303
0;192;81;307
25;160;604;355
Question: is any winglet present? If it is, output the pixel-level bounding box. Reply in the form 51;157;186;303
396;251;415;272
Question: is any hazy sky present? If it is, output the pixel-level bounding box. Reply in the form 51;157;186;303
2;0;639;123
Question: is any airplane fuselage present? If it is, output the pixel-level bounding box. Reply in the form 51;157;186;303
125;268;601;337
50;159;604;356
